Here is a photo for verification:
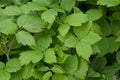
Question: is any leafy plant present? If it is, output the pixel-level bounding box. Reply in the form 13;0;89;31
0;0;120;80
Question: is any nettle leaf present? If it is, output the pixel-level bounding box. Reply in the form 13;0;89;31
81;31;102;45
22;63;34;79
64;12;88;26
73;22;92;39
41;9;57;24
61;0;75;11
3;5;22;16
116;51;120;64
86;9;103;21
10;70;22;80
0;69;11;80
52;74;68;80
17;15;45;33
36;35;52;51
97;0;120;7
51;65;65;73
64;34;79;48
76;41;93;61
33;0;51;5
0;62;5;69
5;58;21;72
58;23;70;37
19;50;43;65
16;31;36;46
73;58;88;80
20;2;47;14
61;55;78;74
0;19;17;35
42;71;52;80
44;48;57;64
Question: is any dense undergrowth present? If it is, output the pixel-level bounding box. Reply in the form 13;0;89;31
0;0;120;80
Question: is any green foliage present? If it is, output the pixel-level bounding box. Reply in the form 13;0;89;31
0;0;120;80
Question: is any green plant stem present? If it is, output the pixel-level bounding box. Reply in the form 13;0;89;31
6;35;16;60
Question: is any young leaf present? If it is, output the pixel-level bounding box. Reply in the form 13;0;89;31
3;5;22;16
16;31;36;46
64;12;88;26
86;9;103;21
61;0;75;11
73;58;88;80
36;35;52;51
22;63;34;79
0;69;11;80
81;31;102;45
97;0;120;7
42;71;52;80
58;23;70;37
61;55;78;74
19;51;43;65
64;34;79;48
41;9;57;24
44;48;57;64
52;74;68;80
73;22;92;39
51;65;65;73
5;58;21;72
0;19;17;35
76;41;93;61
20;2;47;14
17;15;45;33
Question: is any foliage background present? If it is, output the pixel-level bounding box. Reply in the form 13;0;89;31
0;0;120;80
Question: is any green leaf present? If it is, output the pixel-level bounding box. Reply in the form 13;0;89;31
76;41;93;61
61;55;78;74
44;48;57;64
97;0;120;7
64;13;88;26
22;63;35;79
52;74;68;80
17;15;45;33
64;34;79;48
116;51;120;64
51;65;65;73
3;5;22;15
19;50;43;65
38;66;49;72
20;2;47;14
87;68;101;77
0;62;5;69
86;9;103;21
42;71;52;80
73;58;88;80
81;31;102;45
16;31;36;46
0;19;17;35
36;35;52;51
0;69;11;80
73;22;92;39
58;23;70;37
33;0;51;5
5;58;21;72
41;9;57;24
10;70;22;80
61;0;75;11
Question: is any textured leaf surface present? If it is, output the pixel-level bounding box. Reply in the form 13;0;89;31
61;0;75;11
64;13;88;26
76;41;93;60
5;58;21;72
0;19;17;35
52;74;68;80
19;51;43;65
41;9;57;24
0;69;11;80
44;48;57;64
16;31;36;46
61;55;78;74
